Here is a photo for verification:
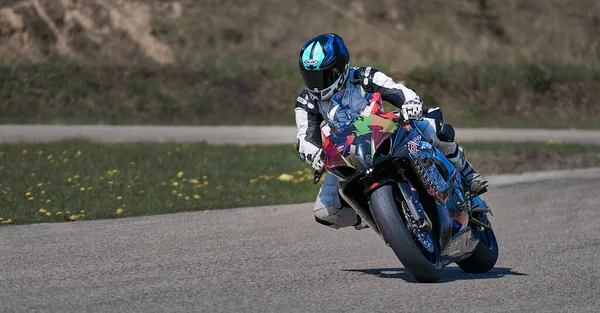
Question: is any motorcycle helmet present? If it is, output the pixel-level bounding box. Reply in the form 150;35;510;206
298;33;350;101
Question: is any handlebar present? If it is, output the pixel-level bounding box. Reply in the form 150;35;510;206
313;169;325;184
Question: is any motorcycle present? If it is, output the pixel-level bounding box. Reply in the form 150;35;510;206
314;87;499;283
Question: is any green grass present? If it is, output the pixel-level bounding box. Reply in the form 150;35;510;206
0;140;320;225
459;141;600;154
1;140;599;225
1;61;600;128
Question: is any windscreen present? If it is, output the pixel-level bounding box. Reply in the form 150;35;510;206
320;87;369;126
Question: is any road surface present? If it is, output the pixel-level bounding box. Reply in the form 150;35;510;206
1;168;600;313
0;125;599;144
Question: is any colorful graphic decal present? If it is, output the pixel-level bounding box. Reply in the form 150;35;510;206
321;92;399;171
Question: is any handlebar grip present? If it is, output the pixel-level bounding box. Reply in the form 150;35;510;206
313;169;325;184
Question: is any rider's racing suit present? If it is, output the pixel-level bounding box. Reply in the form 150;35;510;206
295;66;473;229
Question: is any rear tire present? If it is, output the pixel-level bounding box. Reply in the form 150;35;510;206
370;184;443;283
457;216;499;273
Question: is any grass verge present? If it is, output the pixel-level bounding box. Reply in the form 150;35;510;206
0;140;599;225
1;62;600;128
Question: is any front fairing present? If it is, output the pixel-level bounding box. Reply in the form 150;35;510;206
320;90;402;180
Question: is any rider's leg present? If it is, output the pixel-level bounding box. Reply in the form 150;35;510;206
313;173;368;230
414;118;489;194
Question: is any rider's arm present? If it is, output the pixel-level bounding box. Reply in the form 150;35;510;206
294;90;324;165
353;67;422;108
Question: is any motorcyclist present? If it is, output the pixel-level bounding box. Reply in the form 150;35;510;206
295;33;489;230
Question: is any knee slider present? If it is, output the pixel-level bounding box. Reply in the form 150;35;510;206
437;123;455;142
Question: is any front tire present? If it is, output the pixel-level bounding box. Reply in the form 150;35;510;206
370;184;443;283
457;214;499;273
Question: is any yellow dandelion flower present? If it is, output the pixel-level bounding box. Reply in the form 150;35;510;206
47;155;53;160
172;190;177;194
117;196;123;200
129;162;136;166
216;186;223;190
100;176;104;180
80;187;85;192
135;176;139;180
63;158;69;163
80;210;85;213
46;199;51;204
66;211;71;214
116;208;123;215
0;217;3;221
127;185;131;188
203;181;209;185
41;190;45;194
73;175;80;180
67;177;72;183
22;149;28;155
139;191;145;194
177;171;184;178
278;174;294;182
45;212;51;217
177;193;183;198
37;183;43;187
108;181;114;185
202;175;208;180
2;218;13;224
56;211;62;215
189;179;200;185
193;194;200;199
25;191;31;197
39;208;47;213
68;215;79;221
31;173;35;177
28;197;34;201
75;151;82;157
249;179;258;184
172;182;179;186
261;195;267;199
185;196;190;201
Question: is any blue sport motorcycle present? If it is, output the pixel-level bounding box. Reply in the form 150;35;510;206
315;88;499;283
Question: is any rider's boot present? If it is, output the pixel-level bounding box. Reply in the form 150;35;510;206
353;214;369;230
447;145;489;195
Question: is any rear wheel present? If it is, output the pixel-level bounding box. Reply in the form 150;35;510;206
457;213;499;273
370;184;443;283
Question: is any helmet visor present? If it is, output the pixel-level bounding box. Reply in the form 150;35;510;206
301;67;342;92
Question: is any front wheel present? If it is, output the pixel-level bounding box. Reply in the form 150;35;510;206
457;214;499;273
370;184;443;283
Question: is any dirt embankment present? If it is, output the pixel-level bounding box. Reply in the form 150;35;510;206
0;0;180;64
0;0;599;127
2;0;599;68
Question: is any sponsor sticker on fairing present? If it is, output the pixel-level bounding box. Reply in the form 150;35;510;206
407;135;421;154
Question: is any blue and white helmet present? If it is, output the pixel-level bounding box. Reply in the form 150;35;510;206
299;33;350;101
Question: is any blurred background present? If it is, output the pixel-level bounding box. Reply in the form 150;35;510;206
1;0;599;128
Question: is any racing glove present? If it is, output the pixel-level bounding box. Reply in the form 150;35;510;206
401;101;423;120
310;149;325;172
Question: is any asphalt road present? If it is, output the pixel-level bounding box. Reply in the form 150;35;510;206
1;168;600;313
1;125;600;144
